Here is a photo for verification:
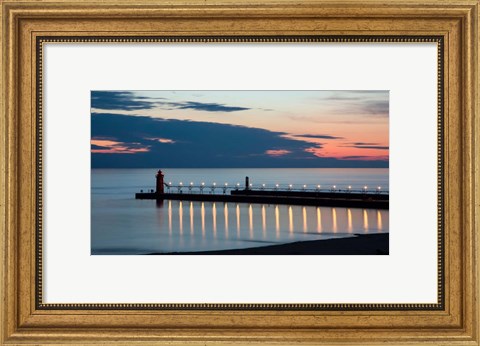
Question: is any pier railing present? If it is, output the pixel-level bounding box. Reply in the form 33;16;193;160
139;183;388;195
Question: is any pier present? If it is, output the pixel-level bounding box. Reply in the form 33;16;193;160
135;170;389;209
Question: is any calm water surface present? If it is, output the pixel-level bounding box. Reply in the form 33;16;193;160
91;168;389;254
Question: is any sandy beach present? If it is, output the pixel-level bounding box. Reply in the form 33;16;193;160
154;233;389;255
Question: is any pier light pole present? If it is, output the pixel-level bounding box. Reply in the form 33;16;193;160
155;170;165;194
189;182;193;194
200;182;205;194
223;183;228;194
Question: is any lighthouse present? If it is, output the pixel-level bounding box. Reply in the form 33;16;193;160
155;169;165;194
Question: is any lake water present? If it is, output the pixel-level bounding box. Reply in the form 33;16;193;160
91;168;389;254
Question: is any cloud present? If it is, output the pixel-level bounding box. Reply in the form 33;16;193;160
92;113;313;167
312;91;389;118
146;137;176;144
91;91;251;113
265;149;291;157
91;139;150;154
91;113;388;168
350;145;389;150
294;134;343;140
352;142;379;145
361;101;389;116
174;101;251;112
91;91;158;111
304;145;328;157
343;142;389;150
339;155;389;161
331;100;389;117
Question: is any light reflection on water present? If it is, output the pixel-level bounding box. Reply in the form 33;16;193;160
363;209;369;231
92;200;389;254
347;209;352;232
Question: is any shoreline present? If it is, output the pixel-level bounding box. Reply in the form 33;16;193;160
152;233;389;255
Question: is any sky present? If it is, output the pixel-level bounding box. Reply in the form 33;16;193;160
91;90;389;168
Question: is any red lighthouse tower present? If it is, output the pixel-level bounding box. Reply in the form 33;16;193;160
155;169;165;194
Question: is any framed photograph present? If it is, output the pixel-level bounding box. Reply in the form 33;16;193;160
1;0;478;345
92;89;390;256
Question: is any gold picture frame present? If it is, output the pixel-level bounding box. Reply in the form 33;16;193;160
1;0;478;344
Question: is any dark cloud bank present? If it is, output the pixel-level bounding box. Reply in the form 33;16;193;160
91;113;388;169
